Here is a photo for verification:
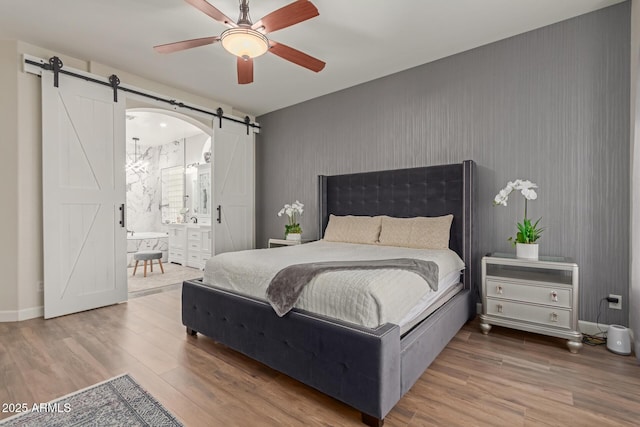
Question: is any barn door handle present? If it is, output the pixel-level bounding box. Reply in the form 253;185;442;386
118;204;125;227
216;205;221;223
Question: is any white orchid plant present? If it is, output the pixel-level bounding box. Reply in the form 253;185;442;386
494;179;543;245
278;200;304;236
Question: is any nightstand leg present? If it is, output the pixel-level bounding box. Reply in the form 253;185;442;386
566;339;582;354
480;323;492;335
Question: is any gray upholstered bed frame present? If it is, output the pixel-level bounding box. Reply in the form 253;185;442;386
182;160;476;426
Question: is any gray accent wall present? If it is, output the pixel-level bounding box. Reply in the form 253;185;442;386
256;3;631;325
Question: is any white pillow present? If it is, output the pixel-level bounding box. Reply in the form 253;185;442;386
323;215;382;244
378;215;453;249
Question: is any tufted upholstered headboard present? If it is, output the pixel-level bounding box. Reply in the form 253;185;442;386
318;160;476;291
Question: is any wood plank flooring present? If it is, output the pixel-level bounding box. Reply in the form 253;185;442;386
0;288;638;426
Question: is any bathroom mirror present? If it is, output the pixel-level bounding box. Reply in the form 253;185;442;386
197;164;211;222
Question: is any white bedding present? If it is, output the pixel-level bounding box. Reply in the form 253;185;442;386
203;240;465;329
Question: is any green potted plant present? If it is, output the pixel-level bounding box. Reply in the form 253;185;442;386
278;200;304;240
494;179;543;260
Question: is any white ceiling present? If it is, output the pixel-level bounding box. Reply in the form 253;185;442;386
0;0;625;116
126;111;206;147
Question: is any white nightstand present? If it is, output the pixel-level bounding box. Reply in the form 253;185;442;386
480;253;582;353
268;238;313;248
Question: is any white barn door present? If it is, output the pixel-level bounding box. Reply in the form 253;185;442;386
213;120;255;254
42;72;127;319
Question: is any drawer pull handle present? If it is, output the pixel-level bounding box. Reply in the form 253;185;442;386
496;285;503;295
551;291;558;302
550;312;558;322
497;304;503;313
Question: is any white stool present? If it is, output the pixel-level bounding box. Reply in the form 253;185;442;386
133;250;164;277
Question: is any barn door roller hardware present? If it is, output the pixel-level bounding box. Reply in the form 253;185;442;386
24;55;261;132
44;56;63;87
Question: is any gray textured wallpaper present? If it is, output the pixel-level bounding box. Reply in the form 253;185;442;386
256;3;630;325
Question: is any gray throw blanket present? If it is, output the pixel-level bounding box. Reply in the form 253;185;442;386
265;258;439;317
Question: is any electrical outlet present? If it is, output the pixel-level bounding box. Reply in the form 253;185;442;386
609;294;622;310
37;281;44;293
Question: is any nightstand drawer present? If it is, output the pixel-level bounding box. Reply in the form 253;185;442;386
486;279;571;308
486;299;571;329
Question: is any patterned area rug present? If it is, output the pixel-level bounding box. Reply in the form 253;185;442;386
0;374;182;427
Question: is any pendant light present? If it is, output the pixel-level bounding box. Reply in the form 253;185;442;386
126;137;149;174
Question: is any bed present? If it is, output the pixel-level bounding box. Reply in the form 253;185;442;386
182;160;476;426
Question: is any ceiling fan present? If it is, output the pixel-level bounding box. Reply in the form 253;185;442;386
154;0;325;84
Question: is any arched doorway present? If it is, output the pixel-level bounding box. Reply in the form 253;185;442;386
125;108;211;295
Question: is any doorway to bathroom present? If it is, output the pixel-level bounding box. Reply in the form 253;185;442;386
125;109;209;296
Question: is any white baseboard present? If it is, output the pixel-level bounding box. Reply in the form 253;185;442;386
578;320;609;336
0;306;44;322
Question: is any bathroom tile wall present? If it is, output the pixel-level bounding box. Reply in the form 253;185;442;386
126;140;183;232
126;134;209;232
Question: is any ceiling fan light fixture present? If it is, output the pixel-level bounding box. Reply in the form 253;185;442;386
220;28;268;59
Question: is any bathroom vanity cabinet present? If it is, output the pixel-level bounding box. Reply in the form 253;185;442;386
186;225;212;269
168;224;211;269
167;224;187;265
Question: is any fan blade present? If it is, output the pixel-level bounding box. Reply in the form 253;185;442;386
268;41;325;72
185;0;237;28
154;36;220;54
252;1;319;34
237;57;254;84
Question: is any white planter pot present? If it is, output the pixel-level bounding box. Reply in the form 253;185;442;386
286;233;302;241
516;243;539;260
